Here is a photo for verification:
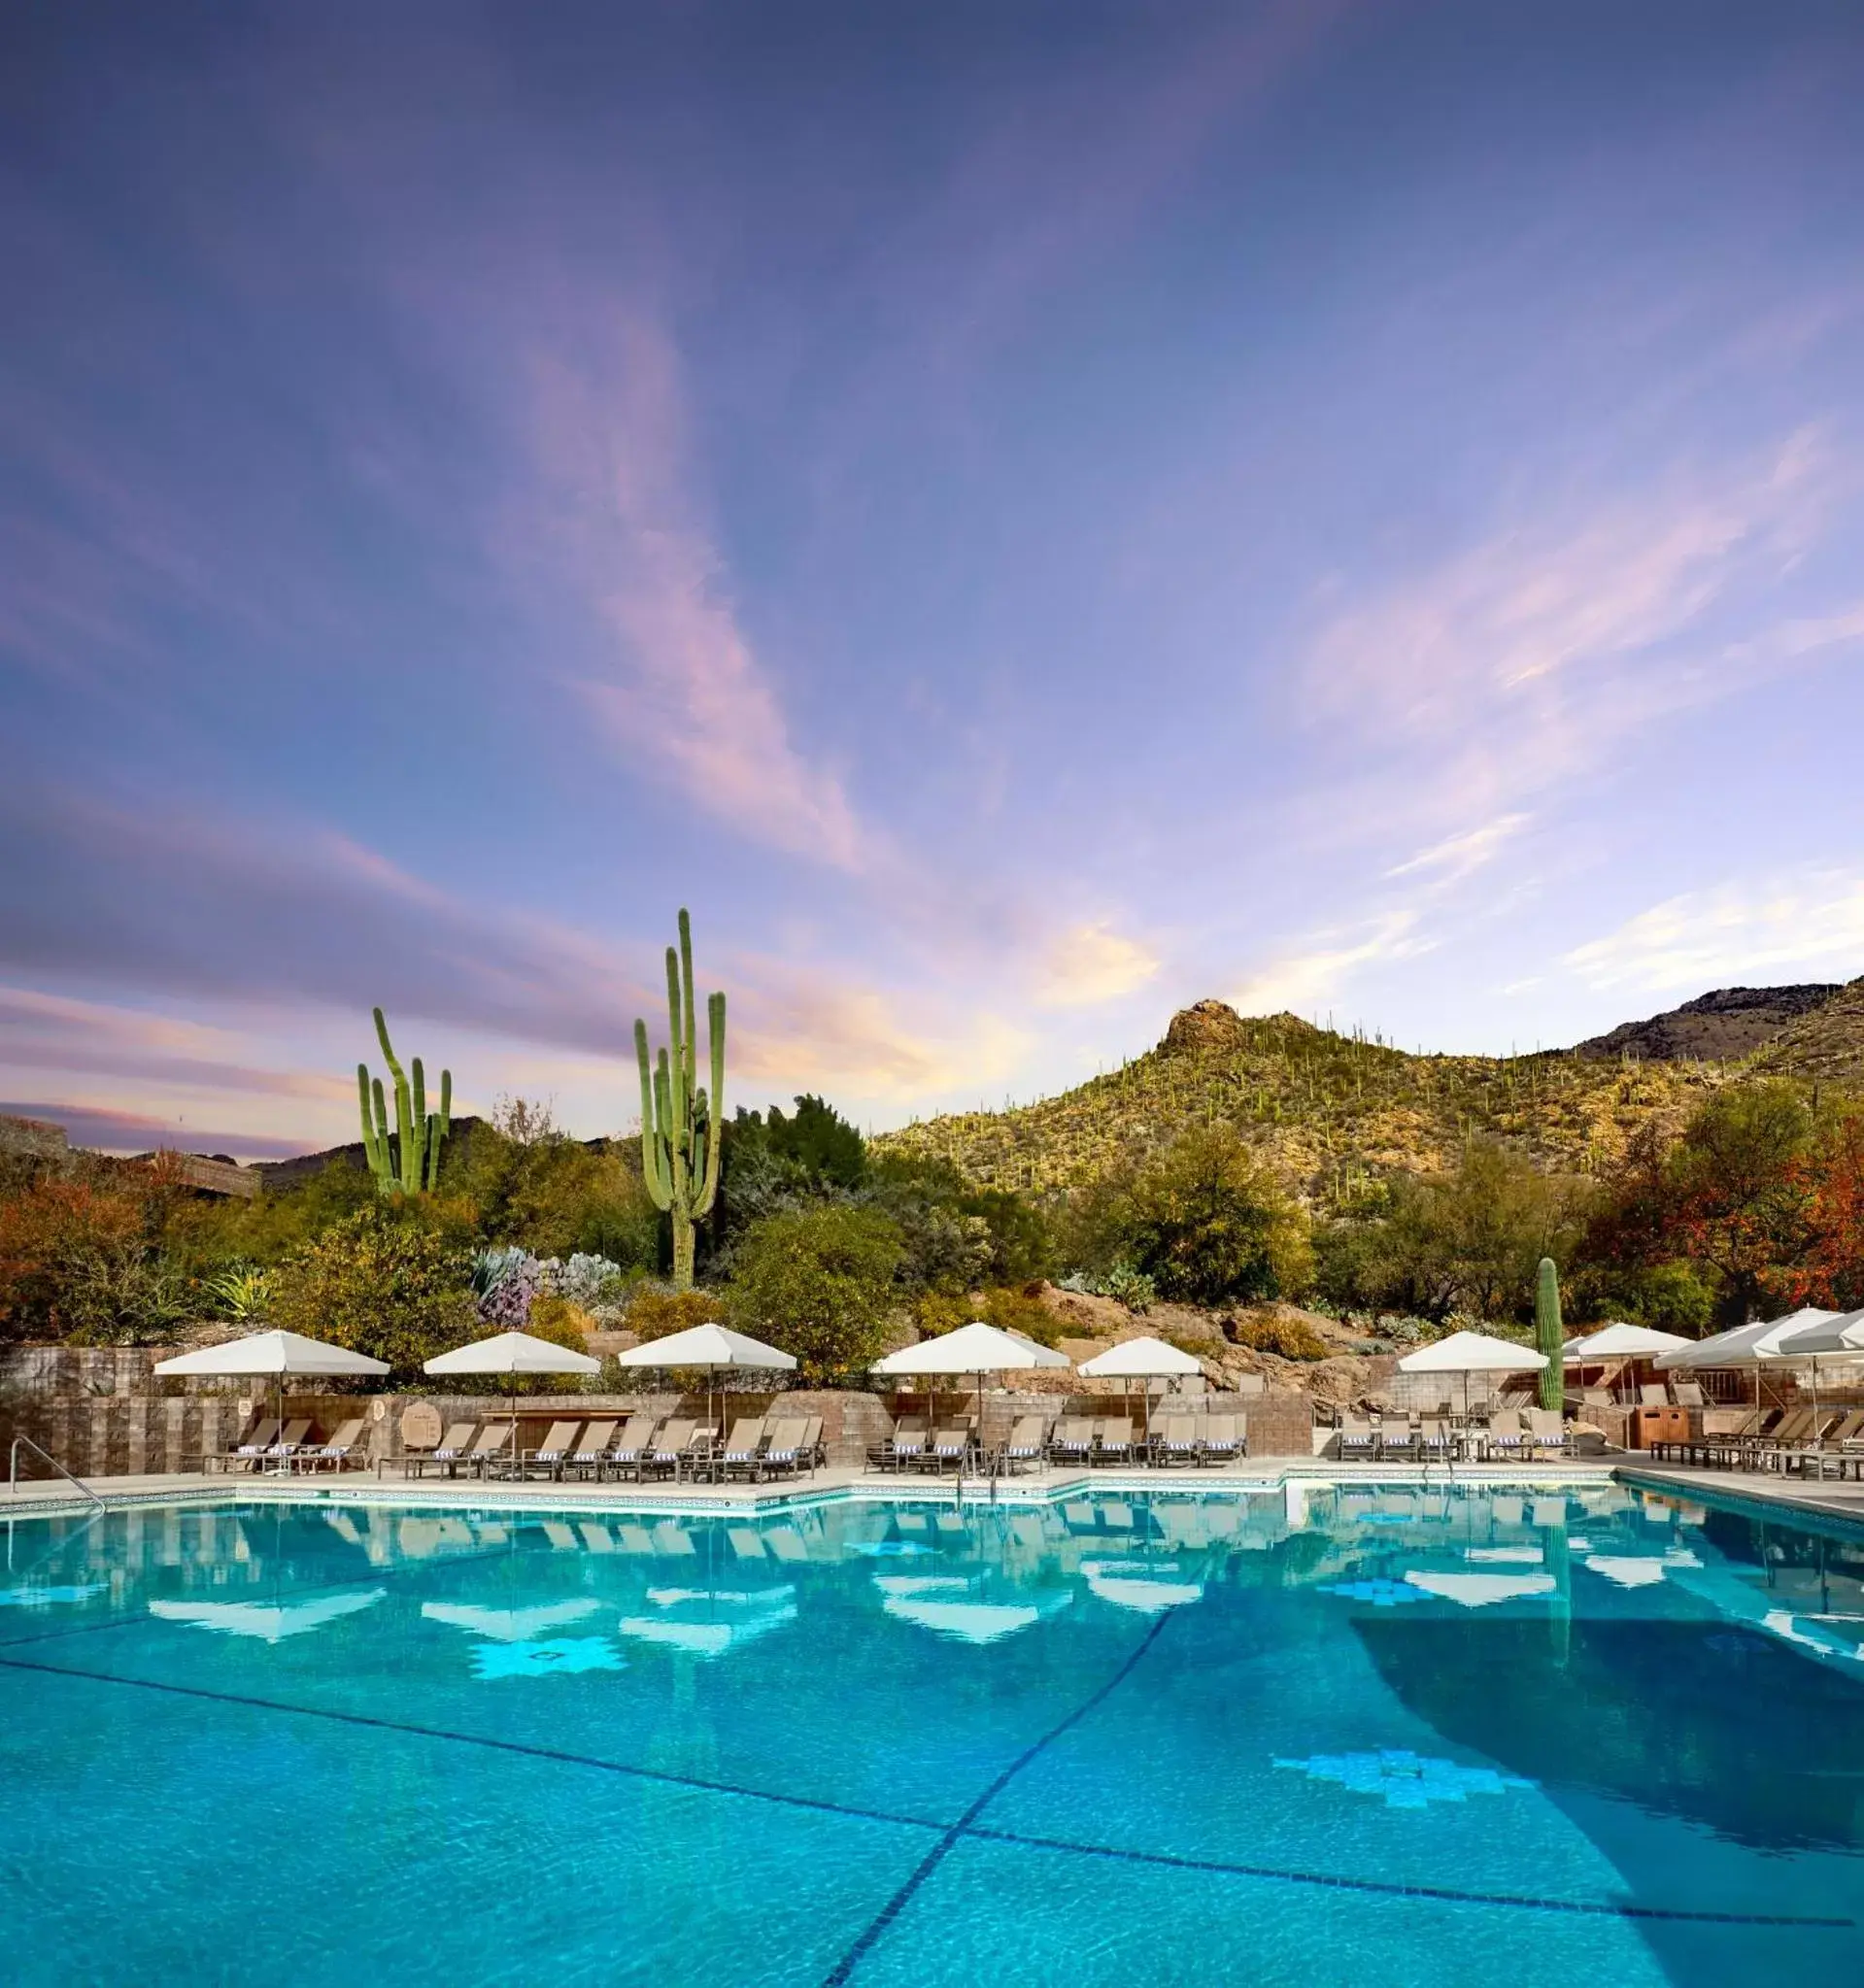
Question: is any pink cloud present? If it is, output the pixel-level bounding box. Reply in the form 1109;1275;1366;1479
512;316;868;870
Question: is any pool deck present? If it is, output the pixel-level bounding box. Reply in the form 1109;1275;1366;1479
10;1453;1864;1532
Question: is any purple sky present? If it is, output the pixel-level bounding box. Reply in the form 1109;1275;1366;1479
5;2;1864;1157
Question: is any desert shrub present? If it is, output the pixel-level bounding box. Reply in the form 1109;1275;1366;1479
625;1286;721;1341
728;1204;904;1383
978;1283;1063;1348
1231;1314;1329;1362
441;1103;661;1266
910;1282;1063;1348
0;1160;191;1344
269;1208;475;1379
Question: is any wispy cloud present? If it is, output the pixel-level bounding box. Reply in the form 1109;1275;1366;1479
1386;813;1530;884
1563;867;1864;996
1305;428;1860;770
517;317;867;869
1230;912;1432;1018
1036;921;1161;1008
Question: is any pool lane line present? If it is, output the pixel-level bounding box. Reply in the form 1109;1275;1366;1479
3;1647;1851;1937
821;1611;1178;1988
0;1651;947;1838
963;1827;1857;1929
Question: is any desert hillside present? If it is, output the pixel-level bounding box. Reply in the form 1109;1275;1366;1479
875;979;1864;1208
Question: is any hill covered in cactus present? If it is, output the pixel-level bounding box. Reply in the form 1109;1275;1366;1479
873;984;1864;1209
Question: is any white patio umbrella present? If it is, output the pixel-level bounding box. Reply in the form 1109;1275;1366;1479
1561;1323;1692;1362
873;1322;1071;1452
1656;1309;1844;1421
1077;1334;1204;1448
1774;1309;1864;1423
424;1330;601;1474
609;1322;796;1436
1398;1330;1547;1422
155;1330;390;1474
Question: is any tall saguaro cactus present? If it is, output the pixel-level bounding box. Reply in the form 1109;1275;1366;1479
635;909;726;1290
357;1008;452;1195
1535;1256;1566;1413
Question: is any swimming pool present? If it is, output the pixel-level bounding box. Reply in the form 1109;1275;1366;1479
2;1482;1859;1985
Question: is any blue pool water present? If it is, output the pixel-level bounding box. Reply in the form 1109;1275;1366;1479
2;1481;1861;1985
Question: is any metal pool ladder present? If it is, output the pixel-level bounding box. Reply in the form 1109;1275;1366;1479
8;1433;105;1511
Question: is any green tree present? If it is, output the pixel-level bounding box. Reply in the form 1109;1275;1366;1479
1097;1126;1311;1306
269;1208;476;1380
1317;1140;1583;1324
728;1203;904;1383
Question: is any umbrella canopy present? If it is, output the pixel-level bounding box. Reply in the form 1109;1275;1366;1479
872;1322;1070;1375
1077;1335;1203;1378
609;1323;796;1371
1397;1331;1547;1375
424;1331;600;1376
1776;1308;1864;1358
1561;1322;1691;1362
1655;1309;1843;1368
154;1330;390;1377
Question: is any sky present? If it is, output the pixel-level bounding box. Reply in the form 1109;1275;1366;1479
4;1;1864;1158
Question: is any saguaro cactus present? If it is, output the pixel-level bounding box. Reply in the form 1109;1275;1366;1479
1535;1255;1566;1413
635;909;726;1290
357;1008;452;1194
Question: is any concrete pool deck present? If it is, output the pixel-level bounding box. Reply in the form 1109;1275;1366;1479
9;1454;1864;1533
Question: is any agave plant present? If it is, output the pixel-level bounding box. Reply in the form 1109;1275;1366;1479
207;1264;274;1323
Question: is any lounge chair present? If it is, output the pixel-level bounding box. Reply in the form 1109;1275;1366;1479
521;1421;584;1481
1672;1382;1706;1409
1048;1417;1095;1466
1419;1417;1454;1460
464;1421;516;1479
797;1415;826;1469
409;1420;479;1479
639;1419;696;1483
1200;1414;1245;1465
1094;1417;1134;1466
1337;1416;1375;1463
296;1417;365;1473
1525;1408;1568;1459
203;1416;277;1472
993;1414;1048;1474
565;1419;619;1480
922;1424;971;1475
264;1419;313;1467
1792;1409;1864;1479
873;1419;929;1472
717;1417;768;1482
1484;1408;1527;1460
1376;1419;1419;1462
1155;1414;1203;1466
605;1414;661;1480
1640;1383;1670;1409
759;1417;811;1479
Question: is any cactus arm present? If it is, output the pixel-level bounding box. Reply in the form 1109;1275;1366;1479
678;907;697;1100
427;1068;451;1190
663;945;687;1156
694;989;726;1218
357;1064;390;1185
636;1021;671;1207
412;1058;426;1141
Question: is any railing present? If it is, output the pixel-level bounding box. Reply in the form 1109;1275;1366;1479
8;1433;106;1511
